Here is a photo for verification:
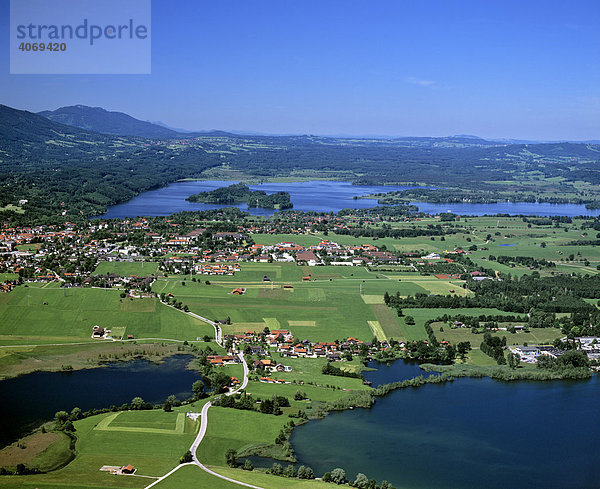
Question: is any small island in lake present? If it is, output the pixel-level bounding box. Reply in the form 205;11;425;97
186;183;293;209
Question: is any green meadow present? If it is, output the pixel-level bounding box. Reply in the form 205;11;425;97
252;354;370;391
0;287;213;344
93;261;159;276
152;464;336;489
0;410;199;489
195;407;288;466
153;263;475;342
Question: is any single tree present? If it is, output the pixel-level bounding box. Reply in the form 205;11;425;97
331;467;347;484
225;449;237;467
179;450;192;464
192;380;205;400
130;397;145;410
354;473;369;488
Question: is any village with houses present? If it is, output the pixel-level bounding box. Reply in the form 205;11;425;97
1;206;600;489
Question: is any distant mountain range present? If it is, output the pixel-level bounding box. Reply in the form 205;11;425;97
0;104;138;165
38;105;181;138
34;104;598;143
1;103;598;222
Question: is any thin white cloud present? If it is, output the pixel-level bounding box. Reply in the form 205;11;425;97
404;77;436;87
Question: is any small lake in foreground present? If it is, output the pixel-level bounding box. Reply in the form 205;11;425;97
0;355;199;447
290;360;600;489
97;180;600;219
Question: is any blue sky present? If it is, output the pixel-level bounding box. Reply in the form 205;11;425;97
1;0;599;139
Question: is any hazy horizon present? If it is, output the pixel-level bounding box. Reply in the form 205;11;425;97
2;0;599;140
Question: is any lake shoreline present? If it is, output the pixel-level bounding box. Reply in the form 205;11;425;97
287;359;600;489
243;357;596;477
0;343;198;382
96;179;600;219
0;354;201;449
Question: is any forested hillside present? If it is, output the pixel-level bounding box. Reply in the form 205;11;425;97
38;105;181;138
1;103;599;223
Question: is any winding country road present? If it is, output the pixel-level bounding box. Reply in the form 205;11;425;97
143;334;264;489
162;301;223;345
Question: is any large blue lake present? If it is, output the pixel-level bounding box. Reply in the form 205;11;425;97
98;180;415;218
97;180;600;218
290;360;600;489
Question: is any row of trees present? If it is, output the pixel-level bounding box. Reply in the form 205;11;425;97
211;392;291;415
387;272;600;315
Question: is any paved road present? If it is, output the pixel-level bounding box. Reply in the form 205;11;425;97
161;302;223;346
144;351;261;489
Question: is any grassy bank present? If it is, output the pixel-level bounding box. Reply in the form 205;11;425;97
421;362;593;381
0;342;196;380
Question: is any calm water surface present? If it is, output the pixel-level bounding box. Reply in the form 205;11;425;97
290;362;600;489
97;180;414;218
412;200;600;217
0;355;199;447
97;180;600;218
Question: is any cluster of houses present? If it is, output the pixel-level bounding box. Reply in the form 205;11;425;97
508;345;565;363
222;329;373;367
0;219;407;293
91;325;133;340
207;354;239;366
195;263;240;275
508;336;600;363
574;336;600;361
92;325;110;339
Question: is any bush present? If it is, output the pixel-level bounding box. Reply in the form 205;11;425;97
225;448;237;467
297;465;314;479
353;473;369;488
294;390;306;401
331;468;347;484
179;450;192;464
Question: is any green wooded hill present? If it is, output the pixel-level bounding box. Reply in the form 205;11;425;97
0;105;222;221
2;102;600;223
0;104;144;167
38;105;181;138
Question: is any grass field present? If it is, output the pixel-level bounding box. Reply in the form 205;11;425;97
95;411;189;435
195;408;288;466
367;320;387;341
0;287;213;344
152;263;471;342
93;261;159;276
0;410;199;488
259;353;370;391
0;432;69;471
0;204;24;214
152;464;337;489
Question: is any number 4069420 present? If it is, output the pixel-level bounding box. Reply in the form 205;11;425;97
18;42;66;52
